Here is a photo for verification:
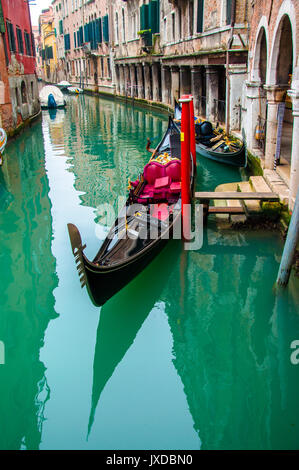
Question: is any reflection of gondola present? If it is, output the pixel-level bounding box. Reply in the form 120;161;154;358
174;102;246;168
88;240;180;436
68;117;194;306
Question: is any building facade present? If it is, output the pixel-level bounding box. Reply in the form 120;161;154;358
243;0;299;208
113;0;249;134
0;0;39;133
37;6;58;83
50;0;114;93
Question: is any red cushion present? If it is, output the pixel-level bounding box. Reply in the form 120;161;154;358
143;162;165;185
165;161;181;181
154;176;170;189
170;181;181;193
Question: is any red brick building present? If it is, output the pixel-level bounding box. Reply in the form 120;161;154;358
0;0;40;133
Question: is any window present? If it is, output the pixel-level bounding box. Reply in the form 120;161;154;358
16;27;24;54
171;12;175;41
197;0;204;33
31;33;36;56
31;81;34;99
102;14;109;42
21;81;27;104
15;87;20;106
115;12;119;43
163;17;166;42
59;20;63;35
107;58;111;78
189;0;194;36
45;45;53;59
122;9;125;42
24;31;31;55
178;8;182;39
226;0;232;25
6;21;16;52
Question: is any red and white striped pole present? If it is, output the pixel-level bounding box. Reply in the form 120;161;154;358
179;95;192;240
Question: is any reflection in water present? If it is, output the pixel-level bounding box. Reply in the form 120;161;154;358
0;123;58;450
88;240;180;437
1;94;299;450
164;224;299;450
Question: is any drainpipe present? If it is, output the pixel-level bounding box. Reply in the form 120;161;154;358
226;0;236;136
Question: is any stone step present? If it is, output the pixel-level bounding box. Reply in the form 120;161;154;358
237;181;261;213
249;175;272;193
214;182;247;223
263;169;289;205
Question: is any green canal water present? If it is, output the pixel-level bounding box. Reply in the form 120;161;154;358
0;94;299;450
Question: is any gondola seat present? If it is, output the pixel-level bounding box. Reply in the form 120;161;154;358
136;159;181;203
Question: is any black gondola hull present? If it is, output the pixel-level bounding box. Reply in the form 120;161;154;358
195;142;247;167
83;237;168;306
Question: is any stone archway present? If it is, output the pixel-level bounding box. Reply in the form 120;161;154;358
265;12;294;172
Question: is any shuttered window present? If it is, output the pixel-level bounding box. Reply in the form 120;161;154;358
226;0;232;25
197;0;204;33
24;31;31;55
102;15;109;42
31;33;36;56
64;33;70;51
59;20;63;35
6;21;16;52
16;27;24;54
45;45;53;59
96;18;102;44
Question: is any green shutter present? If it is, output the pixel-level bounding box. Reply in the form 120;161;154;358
59;20;63;35
149;1;159;34
140;4;149;30
197;0;204;33
0;0;5;33
103;15;109;42
226;0;232;25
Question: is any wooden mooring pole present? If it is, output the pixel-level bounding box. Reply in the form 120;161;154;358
277;188;299;287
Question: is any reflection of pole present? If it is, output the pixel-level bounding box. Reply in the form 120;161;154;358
179;94;191;240
277;187;299;286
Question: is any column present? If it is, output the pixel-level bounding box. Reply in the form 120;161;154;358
124;64;130;96
288;87;299;209
143;63;151;100
228;64;247;130
152;62;160;102
130;64;136;97
161;65;171;104
244;81;263;150
179;66;191;97
118;65;123;95
114;65;120;94
171;65;180;105
191;65;202;116
136;64;144;99
205;66;219;122
264;85;287;169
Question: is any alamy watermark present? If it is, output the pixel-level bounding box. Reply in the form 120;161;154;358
290;340;299;365
0;340;4;365
94;198;204;251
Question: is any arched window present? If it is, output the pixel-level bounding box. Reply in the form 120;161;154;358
21;81;27;103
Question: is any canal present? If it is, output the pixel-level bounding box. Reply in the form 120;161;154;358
0;94;299;450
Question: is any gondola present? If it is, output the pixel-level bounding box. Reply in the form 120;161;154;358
174;101;247;167
68;117;194;307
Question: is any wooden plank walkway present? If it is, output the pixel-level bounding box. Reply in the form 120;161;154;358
195;191;279;201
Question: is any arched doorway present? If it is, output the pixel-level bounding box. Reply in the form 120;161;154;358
252;26;268;154
265;12;294;172
276;15;293;168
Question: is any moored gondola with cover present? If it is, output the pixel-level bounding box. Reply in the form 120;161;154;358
174;101;246;167
68;117;194;306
